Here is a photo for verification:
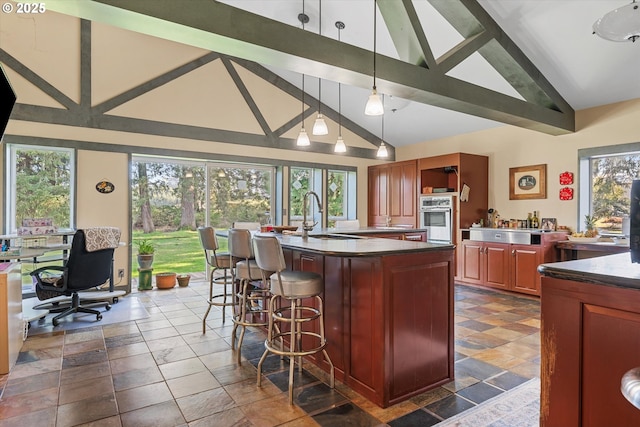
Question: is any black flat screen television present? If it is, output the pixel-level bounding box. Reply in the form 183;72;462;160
0;64;17;141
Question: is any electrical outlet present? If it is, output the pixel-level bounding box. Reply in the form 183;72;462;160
118;269;125;279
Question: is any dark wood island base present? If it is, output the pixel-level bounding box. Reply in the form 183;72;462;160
276;234;455;408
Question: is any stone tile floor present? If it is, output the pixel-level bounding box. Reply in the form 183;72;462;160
0;276;540;426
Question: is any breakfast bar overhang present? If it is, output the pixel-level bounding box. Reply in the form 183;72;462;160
272;233;455;408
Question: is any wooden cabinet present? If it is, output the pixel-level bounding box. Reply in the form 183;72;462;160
418;153;488;232
368;160;417;227
541;274;640;426
511;244;541;294
460;240;509;289
282;246;455;408
0;263;23;374
459;231;567;296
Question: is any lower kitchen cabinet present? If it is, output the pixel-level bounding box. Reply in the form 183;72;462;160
460;240;542;295
460;240;509;290
459;231;567;296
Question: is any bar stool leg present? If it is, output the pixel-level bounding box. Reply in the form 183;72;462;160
318;296;335;388
288;299;297;404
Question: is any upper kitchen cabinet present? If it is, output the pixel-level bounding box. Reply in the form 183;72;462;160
368;160;418;227
419;153;488;231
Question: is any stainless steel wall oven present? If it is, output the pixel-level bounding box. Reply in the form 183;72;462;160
419;195;454;244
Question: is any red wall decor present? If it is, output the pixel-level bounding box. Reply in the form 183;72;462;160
559;171;574;185
559;187;573;200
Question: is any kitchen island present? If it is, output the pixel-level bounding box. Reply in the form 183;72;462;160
272;232;455;408
538;253;640;426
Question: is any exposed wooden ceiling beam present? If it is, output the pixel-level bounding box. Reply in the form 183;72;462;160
45;0;574;136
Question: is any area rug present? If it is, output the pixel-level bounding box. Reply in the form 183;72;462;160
436;377;540;427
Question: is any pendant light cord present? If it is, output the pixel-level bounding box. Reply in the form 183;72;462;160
318;0;322;114
373;0;377;90
337;21;342;135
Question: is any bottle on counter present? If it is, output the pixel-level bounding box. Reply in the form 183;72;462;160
531;211;540;229
527;212;533;228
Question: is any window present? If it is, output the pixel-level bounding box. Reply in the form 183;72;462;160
327;169;357;227
5;144;74;233
131;155;274;276
289;167;321;227
579;143;640;234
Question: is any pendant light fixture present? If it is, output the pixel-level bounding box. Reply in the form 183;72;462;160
296;7;311;147
334;21;347;153
377;94;388;157
365;0;384;116
312;0;329;135
593;0;640;42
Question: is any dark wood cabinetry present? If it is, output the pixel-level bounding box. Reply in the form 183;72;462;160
282;245;455;408
368;160;417;227
418;153;488;232
459;232;566;296
460;240;510;289
540;269;640;427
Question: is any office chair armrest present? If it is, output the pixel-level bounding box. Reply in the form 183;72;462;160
30;265;68;291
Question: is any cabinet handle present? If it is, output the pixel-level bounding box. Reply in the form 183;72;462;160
512;249;515;255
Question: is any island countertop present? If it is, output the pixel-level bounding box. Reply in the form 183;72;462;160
538;252;639;290
273;232;453;257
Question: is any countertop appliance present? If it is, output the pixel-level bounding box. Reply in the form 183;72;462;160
420;195;454;244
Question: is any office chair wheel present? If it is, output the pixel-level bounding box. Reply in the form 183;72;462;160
112;297;119;303
97;313;102;321
105;304;112;310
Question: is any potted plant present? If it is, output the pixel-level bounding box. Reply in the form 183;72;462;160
136;239;155;270
156;272;177;289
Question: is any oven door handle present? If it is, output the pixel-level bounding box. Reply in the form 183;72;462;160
420;208;451;212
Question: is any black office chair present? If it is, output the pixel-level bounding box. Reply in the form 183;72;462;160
30;227;120;326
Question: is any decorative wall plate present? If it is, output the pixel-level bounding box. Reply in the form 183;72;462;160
96;180;115;194
559;171;574;185
559;187;573;200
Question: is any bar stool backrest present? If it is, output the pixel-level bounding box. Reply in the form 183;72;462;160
228;228;253;260
253;235;286;274
198;226;222;267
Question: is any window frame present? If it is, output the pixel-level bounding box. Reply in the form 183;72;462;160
5;143;76;234
578;142;640;233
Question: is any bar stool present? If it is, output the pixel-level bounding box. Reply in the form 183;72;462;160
228;228;269;364
253;234;334;404
198;227;234;333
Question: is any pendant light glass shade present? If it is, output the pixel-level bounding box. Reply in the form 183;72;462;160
365;89;384;116
312;114;329;135
297;128;310;146
376;142;388;157
365;0;384;116
334;136;346;153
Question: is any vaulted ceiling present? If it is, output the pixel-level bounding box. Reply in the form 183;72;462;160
4;0;638;159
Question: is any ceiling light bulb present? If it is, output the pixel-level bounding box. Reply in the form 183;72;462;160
376;142;388;158
312;114;329;135
334;136;346;153
218;170;225;177
365;88;384;116
296;128;310;146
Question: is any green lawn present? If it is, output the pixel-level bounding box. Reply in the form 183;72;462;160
132;229;229;277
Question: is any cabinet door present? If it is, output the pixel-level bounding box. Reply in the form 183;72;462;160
484;243;510;290
511;245;541;295
368;165;389;225
461;240;483;284
389;161;417;226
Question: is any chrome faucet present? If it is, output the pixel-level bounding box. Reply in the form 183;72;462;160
302;191;323;238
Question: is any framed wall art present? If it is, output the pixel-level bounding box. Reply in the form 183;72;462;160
509;164;547;200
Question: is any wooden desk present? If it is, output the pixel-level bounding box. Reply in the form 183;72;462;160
556;240;629;261
0;263;23;374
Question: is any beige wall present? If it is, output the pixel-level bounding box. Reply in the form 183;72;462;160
398;98;640;231
76;150;129;282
